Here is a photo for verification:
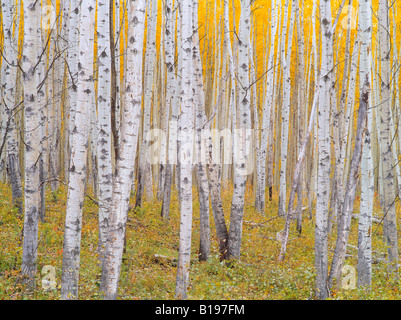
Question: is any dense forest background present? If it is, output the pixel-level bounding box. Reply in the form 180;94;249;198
1;0;401;300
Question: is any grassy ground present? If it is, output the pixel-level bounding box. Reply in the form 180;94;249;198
0;181;400;300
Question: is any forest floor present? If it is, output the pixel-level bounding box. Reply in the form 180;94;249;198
0;181;401;300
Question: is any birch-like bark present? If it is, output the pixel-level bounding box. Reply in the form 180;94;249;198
357;0;373;287
378;0;398;268
97;0;113;263
192;0;210;262
337;1;353;193
157;10;168;201
1;0;23;218
100;0;146;299
295;0;306;233
110;0;120;160
67;0;80;179
308;0;319;204
329;57;369;291
161;0;177;221
315;0;333;300
135;0;158;208
342;36;360;187
255;0;277;213
277;0;294;216
38;3;47;223
175;0;194;299
61;0;95;299
227;0;251;260
21;0;41;289
197;0;232;260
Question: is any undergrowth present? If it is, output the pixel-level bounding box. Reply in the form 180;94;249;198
0;181;400;300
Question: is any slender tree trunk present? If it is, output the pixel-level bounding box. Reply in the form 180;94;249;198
255;0;277;213
314;0;333;300
2;0;23;218
38;5;47;223
61;0;95;299
110;0;119;161
161;0;178;221
175;0;195;299
295;0;306;233
67;0;80;181
329;57;369;290
20;0;41;289
378;0;398;268
357;0;373;288
100;0;146;300
97;0;113;265
277;0;292;216
135;0;158;208
192;0;210;262
227;0;251;260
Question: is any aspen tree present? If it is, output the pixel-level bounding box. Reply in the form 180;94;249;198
157;6;167;201
110;0;120;160
175;0;195;299
277;0;293;216
136;0;158;208
358;0;373;287
38;1;47;223
192;0;211;262
329;46;369;292
21;0;41;289
48;27;59;191
378;0;398;268
315;0;333;300
175;0;184;204
227;0;251;260
49;4;63;189
1;0;23;218
61;0;95;299
336;1;353;201
256;0;278;213
341;35;360;189
67;0;80;180
308;0;319;204
60;0;71;179
100;0;146;299
295;0;306;233
97;0;113;262
161;0;177;221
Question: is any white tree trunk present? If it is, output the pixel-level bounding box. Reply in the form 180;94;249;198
192;0;210;262
161;0;177;221
97;0;113;263
136;0;158;207
61;0;95;299
175;0;195;299
315;0;333;300
378;0;398;267
1;0;23;217
20;0;41;289
255;0;277;213
67;0;81;181
357;0;373;288
277;0;295;216
227;0;251;260
100;0;146;299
